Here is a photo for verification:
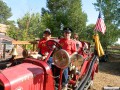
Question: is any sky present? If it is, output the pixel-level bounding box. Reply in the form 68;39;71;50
3;0;99;25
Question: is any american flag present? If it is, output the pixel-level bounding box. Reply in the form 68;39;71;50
94;12;106;34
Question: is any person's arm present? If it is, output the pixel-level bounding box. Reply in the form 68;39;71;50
37;39;46;60
38;40;43;55
71;40;77;53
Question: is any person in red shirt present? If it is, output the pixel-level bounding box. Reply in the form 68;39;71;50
59;27;77;90
73;33;82;51
38;28;53;66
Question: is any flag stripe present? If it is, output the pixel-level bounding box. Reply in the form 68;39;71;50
94;12;106;34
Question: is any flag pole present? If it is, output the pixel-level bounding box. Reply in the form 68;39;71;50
93;0;105;57
99;0;102;13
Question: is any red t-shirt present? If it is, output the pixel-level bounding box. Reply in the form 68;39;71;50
38;38;50;55
59;38;77;55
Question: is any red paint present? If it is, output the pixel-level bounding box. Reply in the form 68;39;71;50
0;58;55;90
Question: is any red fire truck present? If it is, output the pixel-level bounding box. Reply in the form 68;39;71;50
0;40;98;90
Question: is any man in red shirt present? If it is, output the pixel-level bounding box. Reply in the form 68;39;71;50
38;28;52;66
59;27;77;90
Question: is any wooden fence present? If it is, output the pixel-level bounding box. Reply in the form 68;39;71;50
107;46;120;59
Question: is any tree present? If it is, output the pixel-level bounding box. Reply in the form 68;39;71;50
17;12;42;41
41;0;87;37
67;0;87;34
7;24;18;40
7;12;43;41
93;0;120;48
0;0;12;23
85;24;95;42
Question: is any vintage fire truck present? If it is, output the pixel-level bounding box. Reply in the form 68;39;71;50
0;39;99;90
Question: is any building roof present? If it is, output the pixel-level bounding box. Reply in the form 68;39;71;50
0;34;13;41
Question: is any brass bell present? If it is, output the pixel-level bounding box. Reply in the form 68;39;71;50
10;45;18;56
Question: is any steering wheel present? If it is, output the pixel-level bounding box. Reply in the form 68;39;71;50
46;40;62;50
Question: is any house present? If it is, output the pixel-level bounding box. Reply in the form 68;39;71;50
0;24;23;60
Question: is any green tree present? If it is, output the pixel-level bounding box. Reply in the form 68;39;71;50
17;12;42;41
84;24;95;42
94;0;120;48
41;12;56;36
67;0;87;34
7;24;19;40
42;0;87;37
0;0;12;23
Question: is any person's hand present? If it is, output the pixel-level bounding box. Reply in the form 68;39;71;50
42;55;47;60
38;52;48;60
45;52;49;56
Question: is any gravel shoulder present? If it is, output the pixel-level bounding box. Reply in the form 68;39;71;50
93;56;120;90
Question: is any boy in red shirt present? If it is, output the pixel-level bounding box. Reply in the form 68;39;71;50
38;28;52;66
59;27;77;90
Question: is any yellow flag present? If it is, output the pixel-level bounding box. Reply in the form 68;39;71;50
93;34;104;57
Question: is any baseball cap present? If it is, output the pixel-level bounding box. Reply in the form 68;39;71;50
44;28;51;34
63;27;72;33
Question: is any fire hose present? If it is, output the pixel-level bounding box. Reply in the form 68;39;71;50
75;55;97;90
